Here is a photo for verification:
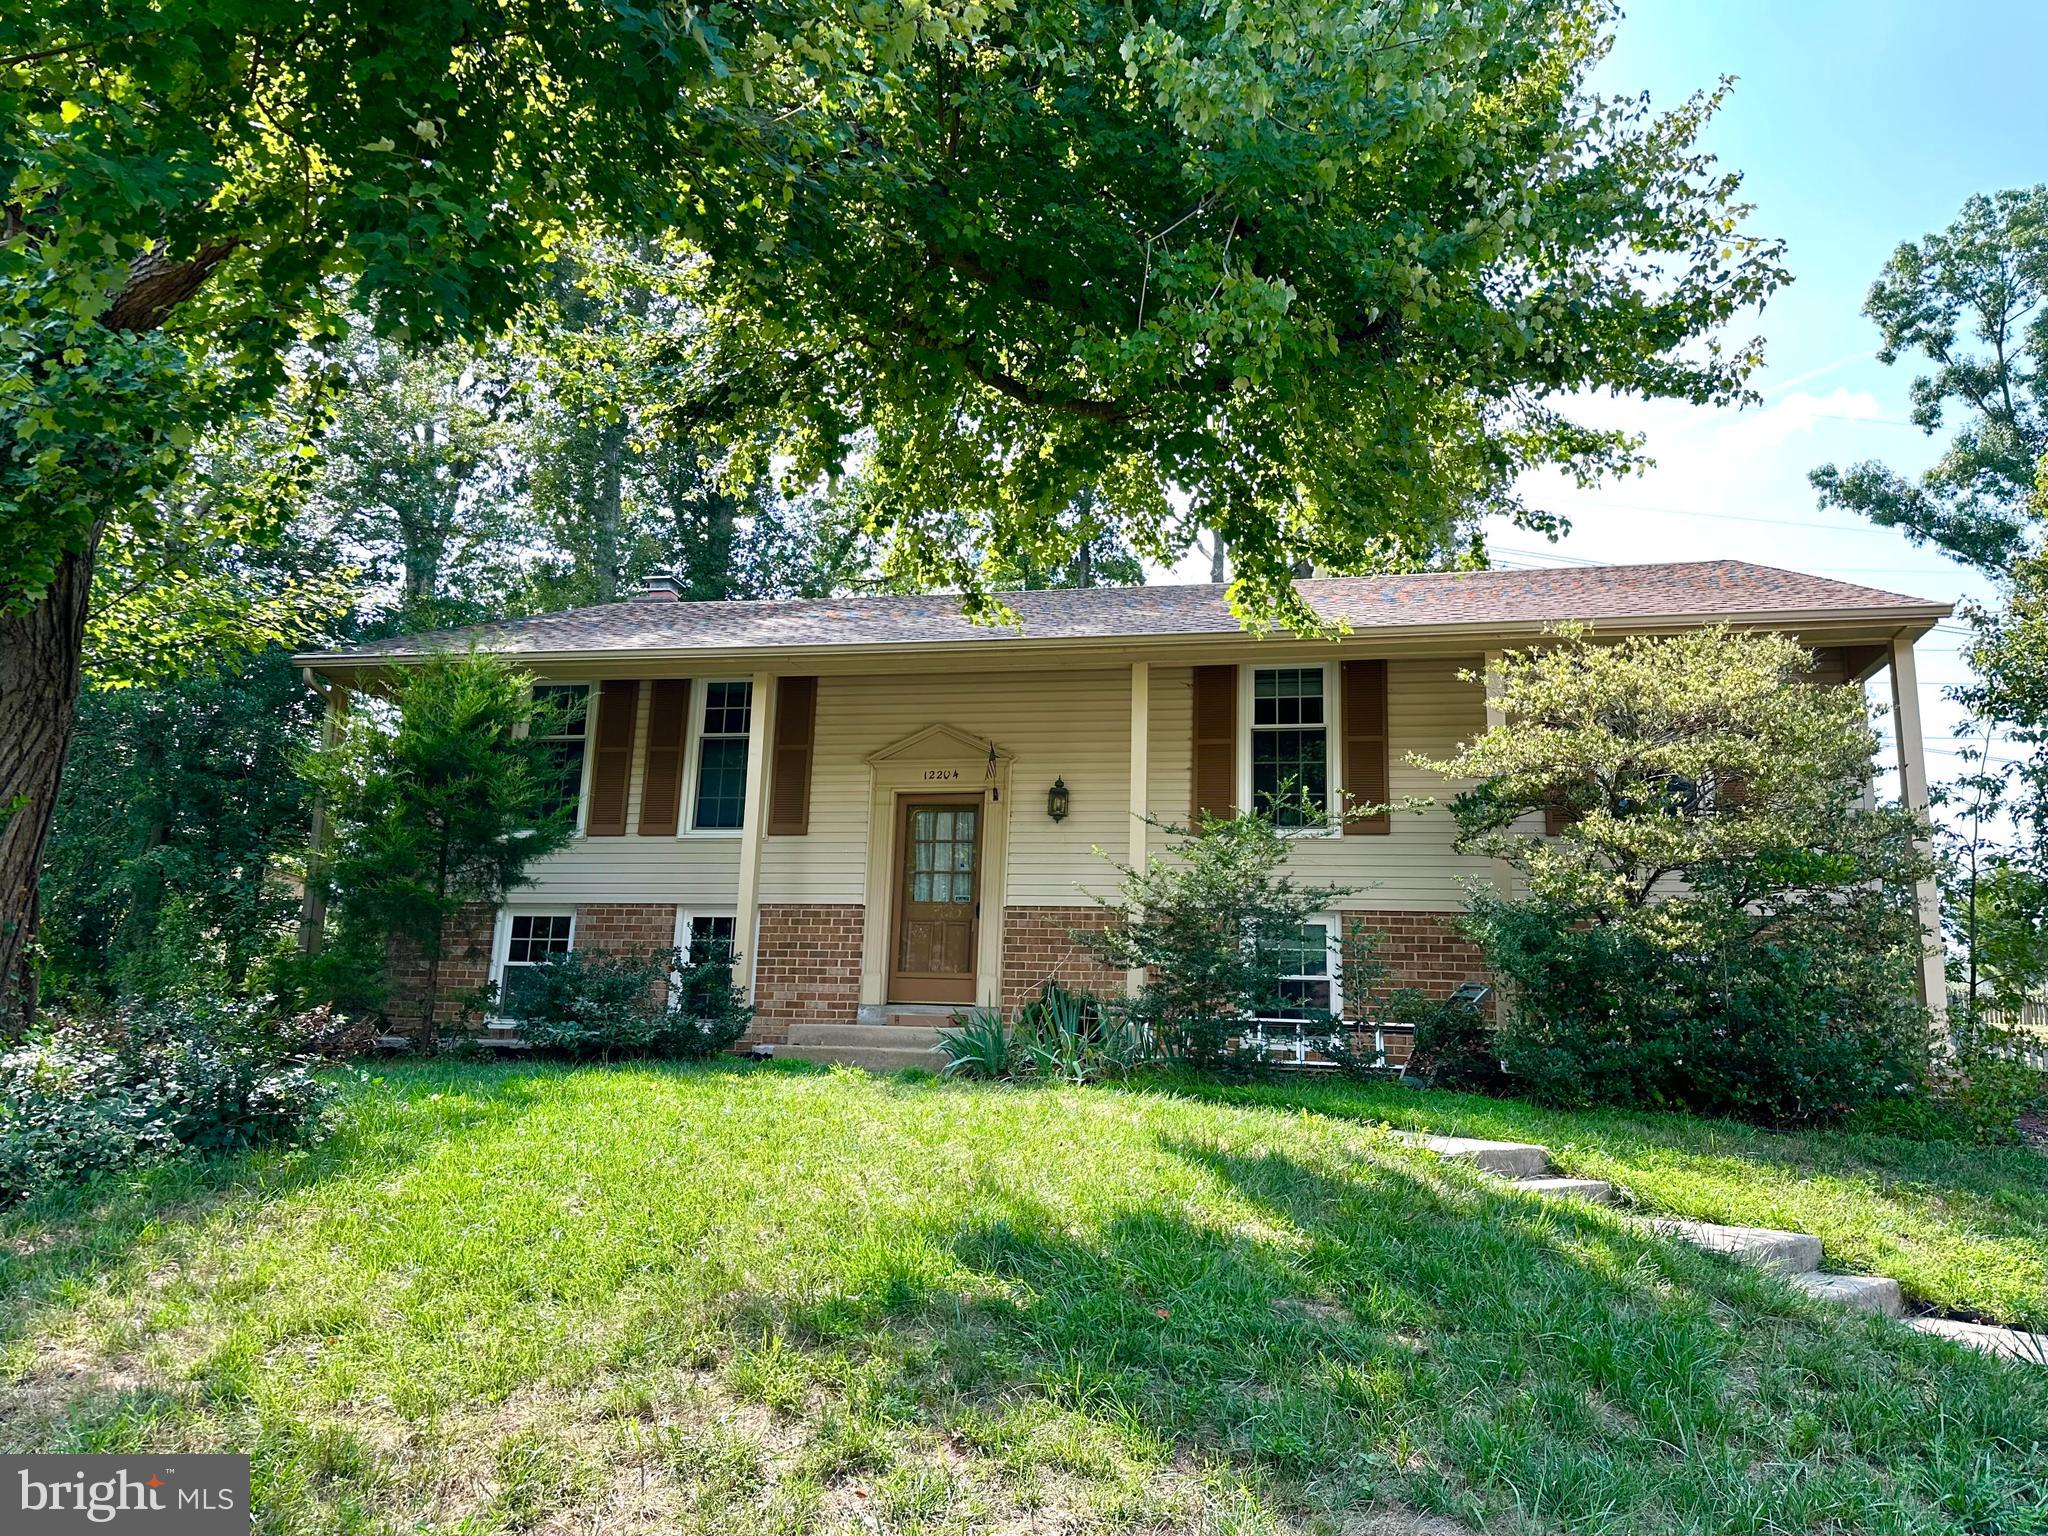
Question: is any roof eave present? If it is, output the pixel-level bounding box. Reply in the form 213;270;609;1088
292;602;1953;678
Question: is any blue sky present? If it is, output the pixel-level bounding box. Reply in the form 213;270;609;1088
1493;1;2048;784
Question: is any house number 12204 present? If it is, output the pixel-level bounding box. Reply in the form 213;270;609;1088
922;768;960;781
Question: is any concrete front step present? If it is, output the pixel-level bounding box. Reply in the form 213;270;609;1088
776;1044;944;1072
1652;1218;1823;1275
786;1022;947;1051
1908;1317;2048;1364
1417;1135;1553;1179
1787;1271;1905;1316
1510;1176;1615;1204
855;1003;964;1027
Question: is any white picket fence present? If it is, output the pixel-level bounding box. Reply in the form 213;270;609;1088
1951;992;2048;1070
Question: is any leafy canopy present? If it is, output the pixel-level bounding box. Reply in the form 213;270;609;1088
2;0;718;611
1810;187;2047;575
1421;625;1925;937
685;0;1787;625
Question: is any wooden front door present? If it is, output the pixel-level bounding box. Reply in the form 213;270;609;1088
889;796;984;1004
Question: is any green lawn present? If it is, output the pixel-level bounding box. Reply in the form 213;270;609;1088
2;1061;2044;1536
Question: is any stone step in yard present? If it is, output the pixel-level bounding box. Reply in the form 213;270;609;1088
1907;1317;2048;1363
1414;1129;2041;1363
1649;1219;1824;1275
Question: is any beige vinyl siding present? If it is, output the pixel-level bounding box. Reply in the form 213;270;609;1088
515;678;742;906
759;667;1133;906
512;655;1490;914
1146;656;1493;912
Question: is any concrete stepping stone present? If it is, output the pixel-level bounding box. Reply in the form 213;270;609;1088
1509;1176;1615;1204
1651;1218;1822;1275
1416;1135;1553;1178
1786;1271;1904;1316
1908;1317;2048;1364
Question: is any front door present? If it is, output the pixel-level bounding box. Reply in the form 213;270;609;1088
889;796;983;1004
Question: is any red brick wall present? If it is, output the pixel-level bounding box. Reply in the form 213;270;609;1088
999;905;1125;1015
577;902;681;1008
1339;909;1490;1005
749;903;865;1046
384;903;497;1037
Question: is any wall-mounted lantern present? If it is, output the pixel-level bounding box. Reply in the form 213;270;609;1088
1047;777;1070;823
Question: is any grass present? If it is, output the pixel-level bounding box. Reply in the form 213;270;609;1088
0;1059;2041;1536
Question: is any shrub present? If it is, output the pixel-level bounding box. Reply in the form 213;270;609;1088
506;946;751;1061
1420;626;1934;1125
1401;994;1506;1092
1080;806;1364;1070
0;1004;333;1205
937;1008;1015;1080
936;982;1151;1083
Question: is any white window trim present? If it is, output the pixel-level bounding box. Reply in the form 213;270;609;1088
529;680;596;839
1252;913;1344;1026
673;907;739;964
680;676;753;839
489;905;578;1020
1238;662;1342;837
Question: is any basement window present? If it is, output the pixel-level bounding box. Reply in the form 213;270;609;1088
498;912;574;1018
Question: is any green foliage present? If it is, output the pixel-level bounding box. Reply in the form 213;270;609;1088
690;0;1787;624
1424;626;1934;1125
1402;995;1506;1094
305;653;574;1039
1;0;721;611
0;1002;332;1205
504;946;751;1062
1080;808;1360;1069
1810;188;2046;576
938;982;1149;1083
37;648;317;1009
937;1008;1018;1081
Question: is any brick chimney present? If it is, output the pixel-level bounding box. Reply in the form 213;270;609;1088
632;570;682;603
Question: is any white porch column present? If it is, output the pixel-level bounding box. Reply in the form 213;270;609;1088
1481;650;1517;897
298;677;350;955
732;671;778;999
1126;662;1151;998
1887;634;1948;1019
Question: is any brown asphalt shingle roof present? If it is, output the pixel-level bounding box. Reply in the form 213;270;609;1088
302;560;1948;666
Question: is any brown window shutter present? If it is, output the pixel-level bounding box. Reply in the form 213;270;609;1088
637;679;690;836
1190;664;1237;824
585;679;639;836
767;675;817;836
1543;788;1588;838
1341;659;1391;835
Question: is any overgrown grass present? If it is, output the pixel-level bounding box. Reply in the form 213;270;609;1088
1;1060;2044;1535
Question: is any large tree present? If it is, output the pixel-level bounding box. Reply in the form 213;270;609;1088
1811;186;2047;574
0;2;717;1010
681;0;1787;622
5;0;1788;1012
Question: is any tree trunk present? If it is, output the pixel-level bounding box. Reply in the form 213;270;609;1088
1208;531;1228;584
592;415;628;602
0;539;98;1030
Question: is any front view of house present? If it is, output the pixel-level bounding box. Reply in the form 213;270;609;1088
296;561;1951;1058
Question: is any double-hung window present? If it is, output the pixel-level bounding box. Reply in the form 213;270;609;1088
498;912;573;1018
1261;918;1339;1024
684;914;738;967
1249;666;1331;827
691;681;753;830
531;684;591;827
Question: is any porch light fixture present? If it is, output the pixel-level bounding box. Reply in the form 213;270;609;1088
1047;777;1070;823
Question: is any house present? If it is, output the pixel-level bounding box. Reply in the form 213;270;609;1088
294;560;1951;1061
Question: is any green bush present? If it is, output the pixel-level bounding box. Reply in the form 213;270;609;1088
505;946;751;1061
1421;626;1935;1127
937;982;1151;1083
0;1003;333;1205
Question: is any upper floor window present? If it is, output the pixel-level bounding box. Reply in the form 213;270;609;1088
692;680;753;830
531;684;590;825
1249;666;1329;827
